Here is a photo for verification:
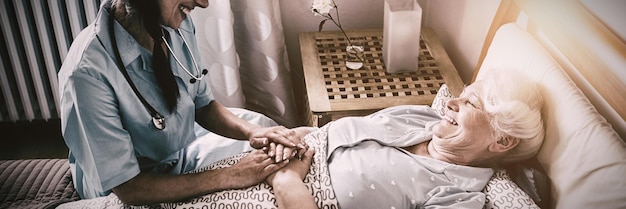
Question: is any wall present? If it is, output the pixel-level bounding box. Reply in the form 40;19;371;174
422;0;500;83
279;0;500;123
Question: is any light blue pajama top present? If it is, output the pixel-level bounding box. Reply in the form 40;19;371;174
58;7;213;199
327;105;494;209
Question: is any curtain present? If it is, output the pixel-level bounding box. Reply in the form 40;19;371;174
191;0;299;127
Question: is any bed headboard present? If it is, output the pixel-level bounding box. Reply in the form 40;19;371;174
473;0;626;139
471;0;626;208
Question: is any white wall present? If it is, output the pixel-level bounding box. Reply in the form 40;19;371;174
279;0;500;123
421;0;500;83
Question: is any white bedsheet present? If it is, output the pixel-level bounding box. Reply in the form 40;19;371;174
186;107;279;170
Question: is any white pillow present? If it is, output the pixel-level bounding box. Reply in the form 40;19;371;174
477;23;626;208
430;84;454;117
482;169;539;209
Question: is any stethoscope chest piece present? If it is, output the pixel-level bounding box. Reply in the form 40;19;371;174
152;114;166;130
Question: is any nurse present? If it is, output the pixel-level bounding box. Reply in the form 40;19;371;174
58;0;306;205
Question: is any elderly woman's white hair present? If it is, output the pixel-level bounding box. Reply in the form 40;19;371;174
479;70;545;163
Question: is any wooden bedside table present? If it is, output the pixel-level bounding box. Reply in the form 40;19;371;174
299;28;464;127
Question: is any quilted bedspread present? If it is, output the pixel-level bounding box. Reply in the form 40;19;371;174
0;159;80;209
5;121;541;209
57;125;338;209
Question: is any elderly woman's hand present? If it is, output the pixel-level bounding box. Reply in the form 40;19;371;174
249;126;316;163
265;148;316;186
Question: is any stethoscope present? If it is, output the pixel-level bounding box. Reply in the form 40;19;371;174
162;30;208;84
108;14;206;130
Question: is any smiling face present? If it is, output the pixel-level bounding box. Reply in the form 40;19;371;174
157;0;209;29
429;81;498;165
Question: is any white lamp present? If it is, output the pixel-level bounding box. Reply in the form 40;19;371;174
383;0;422;73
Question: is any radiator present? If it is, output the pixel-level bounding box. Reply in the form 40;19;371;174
0;0;101;122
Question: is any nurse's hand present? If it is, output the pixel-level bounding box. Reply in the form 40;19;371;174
224;149;290;188
249;126;299;148
248;126;308;162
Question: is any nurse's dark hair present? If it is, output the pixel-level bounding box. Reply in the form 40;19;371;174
111;0;179;112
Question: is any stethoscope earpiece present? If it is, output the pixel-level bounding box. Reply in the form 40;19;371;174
189;69;208;83
189;70;207;84
162;30;207;84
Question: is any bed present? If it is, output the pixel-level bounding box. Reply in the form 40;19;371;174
2;0;625;208
471;1;626;209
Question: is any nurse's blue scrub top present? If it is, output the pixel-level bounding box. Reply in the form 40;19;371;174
58;7;214;199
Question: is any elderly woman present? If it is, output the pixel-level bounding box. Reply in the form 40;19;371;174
58;0;306;205
267;72;544;209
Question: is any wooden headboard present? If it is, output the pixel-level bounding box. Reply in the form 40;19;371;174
473;0;626;139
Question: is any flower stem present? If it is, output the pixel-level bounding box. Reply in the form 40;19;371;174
331;1;352;45
314;0;364;62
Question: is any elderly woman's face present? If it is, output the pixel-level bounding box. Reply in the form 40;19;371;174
430;82;496;165
157;0;209;29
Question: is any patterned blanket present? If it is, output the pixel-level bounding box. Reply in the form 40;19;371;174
58;125;338;209
58;122;540;209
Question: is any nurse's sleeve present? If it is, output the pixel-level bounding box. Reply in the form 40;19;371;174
192;75;214;109
62;70;140;193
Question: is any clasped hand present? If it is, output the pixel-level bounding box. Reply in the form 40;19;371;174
248;126;311;163
222;126;314;191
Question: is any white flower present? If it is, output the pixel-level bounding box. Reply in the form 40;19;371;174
309;0;364;63
311;0;335;16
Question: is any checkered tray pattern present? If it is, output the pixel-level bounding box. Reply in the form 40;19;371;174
315;34;445;101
